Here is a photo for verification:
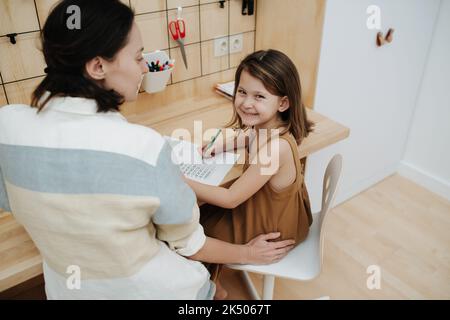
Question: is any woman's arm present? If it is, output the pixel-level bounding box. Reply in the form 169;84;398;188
188;232;295;264
0;165;11;212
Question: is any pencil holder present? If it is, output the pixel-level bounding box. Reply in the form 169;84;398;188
141;50;174;94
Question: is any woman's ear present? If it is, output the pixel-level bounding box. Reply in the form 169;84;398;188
85;57;106;80
278;96;290;113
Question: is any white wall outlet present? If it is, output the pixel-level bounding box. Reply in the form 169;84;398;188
229;34;243;54
214;37;229;57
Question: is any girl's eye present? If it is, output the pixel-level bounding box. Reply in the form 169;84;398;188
256;95;265;100
137;57;144;62
237;89;246;95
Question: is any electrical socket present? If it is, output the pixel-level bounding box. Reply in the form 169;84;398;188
229;34;243;54
214;37;229;57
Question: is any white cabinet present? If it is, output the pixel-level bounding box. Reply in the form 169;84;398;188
305;0;441;211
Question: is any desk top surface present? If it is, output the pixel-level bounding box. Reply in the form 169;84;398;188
0;96;349;291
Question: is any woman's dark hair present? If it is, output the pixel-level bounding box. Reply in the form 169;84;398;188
228;49;314;144
31;0;134;113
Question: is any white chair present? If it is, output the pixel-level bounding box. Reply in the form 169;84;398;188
227;154;343;300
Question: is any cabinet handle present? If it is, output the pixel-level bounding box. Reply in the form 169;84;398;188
6;33;18;45
376;28;395;47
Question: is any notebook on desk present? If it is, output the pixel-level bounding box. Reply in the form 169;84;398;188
164;136;240;186
215;81;235;101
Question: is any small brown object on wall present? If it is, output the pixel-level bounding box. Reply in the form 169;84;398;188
385;28;395;43
377;28;395;47
377;31;386;47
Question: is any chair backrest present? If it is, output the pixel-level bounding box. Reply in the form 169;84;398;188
317;154;343;268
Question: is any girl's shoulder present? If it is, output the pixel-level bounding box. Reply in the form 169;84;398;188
256;132;295;167
276;135;296;167
266;131;297;168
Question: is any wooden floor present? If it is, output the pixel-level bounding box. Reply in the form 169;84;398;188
221;174;450;300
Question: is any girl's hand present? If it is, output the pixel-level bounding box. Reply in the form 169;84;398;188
243;232;295;265
201;142;223;158
200;144;215;158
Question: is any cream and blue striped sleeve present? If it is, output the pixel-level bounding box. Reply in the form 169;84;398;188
152;141;206;257
0;164;11;212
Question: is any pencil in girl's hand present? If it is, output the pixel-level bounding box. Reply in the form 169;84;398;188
204;129;221;155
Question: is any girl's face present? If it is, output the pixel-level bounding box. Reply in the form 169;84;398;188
102;22;148;101
234;70;288;129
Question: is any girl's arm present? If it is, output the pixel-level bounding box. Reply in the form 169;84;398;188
188;233;295;264
202;128;253;158
186;138;290;209
186;162;271;209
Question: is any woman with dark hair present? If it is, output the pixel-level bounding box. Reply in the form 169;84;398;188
0;0;294;299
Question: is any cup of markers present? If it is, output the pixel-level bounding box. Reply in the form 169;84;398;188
146;60;174;72
141;50;175;93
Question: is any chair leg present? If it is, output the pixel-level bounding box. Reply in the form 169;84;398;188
240;272;275;300
241;271;261;300
262;275;275;300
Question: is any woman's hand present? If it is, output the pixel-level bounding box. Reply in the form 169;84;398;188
243;232;295;265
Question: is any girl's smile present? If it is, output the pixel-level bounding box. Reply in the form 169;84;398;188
234;70;288;129
239;110;260;121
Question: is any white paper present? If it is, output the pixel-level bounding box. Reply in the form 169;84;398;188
164;136;240;186
216;81;235;97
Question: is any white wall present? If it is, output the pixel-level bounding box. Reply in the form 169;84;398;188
399;0;450;201
305;0;442;212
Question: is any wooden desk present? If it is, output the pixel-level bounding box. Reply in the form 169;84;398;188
0;96;349;292
127;97;350;185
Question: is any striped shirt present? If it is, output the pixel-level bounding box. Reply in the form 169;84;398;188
0;96;213;299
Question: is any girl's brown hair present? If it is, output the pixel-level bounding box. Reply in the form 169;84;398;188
228;49;314;144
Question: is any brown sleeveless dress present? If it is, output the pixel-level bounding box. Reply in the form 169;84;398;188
200;132;313;280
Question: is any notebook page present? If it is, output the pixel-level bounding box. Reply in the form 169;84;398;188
164;137;240;186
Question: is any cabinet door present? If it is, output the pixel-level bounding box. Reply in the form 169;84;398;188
168;0;198;10
0;32;46;83
4;76;44;105
130;0;166;14
255;0;325;109
135;11;168;53
200;1;228;41
170;43;201;82
0;85;7;106
0;0;40;35
230;0;256;35
35;0;60;28
306;0;441;210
